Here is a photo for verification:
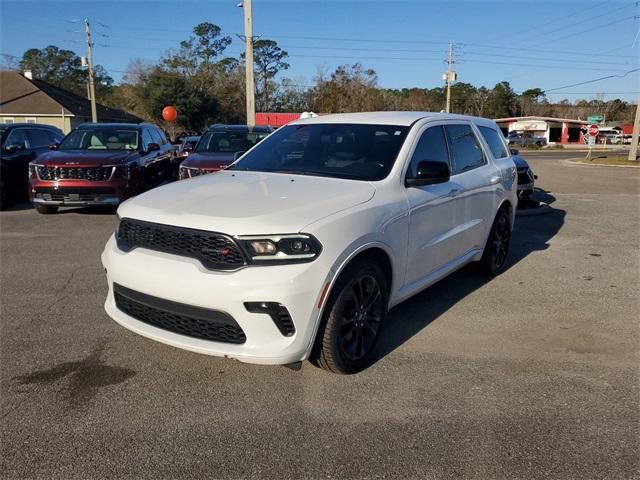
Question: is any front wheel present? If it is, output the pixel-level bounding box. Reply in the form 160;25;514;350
478;207;511;276
35;205;58;214
310;258;389;374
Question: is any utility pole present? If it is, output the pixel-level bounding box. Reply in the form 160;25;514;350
243;0;256;127
629;97;639;161
84;18;98;123
444;41;456;113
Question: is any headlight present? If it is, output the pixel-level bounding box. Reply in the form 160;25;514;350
28;164;39;179
238;234;322;264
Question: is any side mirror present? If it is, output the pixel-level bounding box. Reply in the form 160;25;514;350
49;142;59;150
406;160;450;187
510;148;519;155
4;144;24;154
233;151;246;161
147;142;160;152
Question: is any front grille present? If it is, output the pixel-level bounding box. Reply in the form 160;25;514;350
117;218;246;270
114;283;246;344
517;168;533;185
37;165;114;181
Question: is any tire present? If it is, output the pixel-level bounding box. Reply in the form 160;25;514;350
310;258;389;374
478;206;511;276
35;205;58;214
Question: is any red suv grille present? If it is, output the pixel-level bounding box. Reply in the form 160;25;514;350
36;166;114;181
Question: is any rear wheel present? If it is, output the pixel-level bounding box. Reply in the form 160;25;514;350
311;258;388;374
35;205;58;214
478;206;511;276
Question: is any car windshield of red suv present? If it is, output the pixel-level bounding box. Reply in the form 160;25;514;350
58;129;139;151
195;131;269;154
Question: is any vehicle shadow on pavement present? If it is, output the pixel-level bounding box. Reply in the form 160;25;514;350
373;193;566;366
1;199;33;212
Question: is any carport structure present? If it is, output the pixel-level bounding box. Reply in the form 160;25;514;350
494;116;589;145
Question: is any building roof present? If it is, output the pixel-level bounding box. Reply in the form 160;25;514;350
0;70;141;123
494;115;589;125
206;124;273;132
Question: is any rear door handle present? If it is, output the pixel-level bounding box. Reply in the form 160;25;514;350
489;176;501;185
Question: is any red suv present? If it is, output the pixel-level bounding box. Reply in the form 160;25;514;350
29;123;174;214
179;125;272;179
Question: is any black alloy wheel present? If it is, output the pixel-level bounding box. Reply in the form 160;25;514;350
311;258;388;374
479;207;511;276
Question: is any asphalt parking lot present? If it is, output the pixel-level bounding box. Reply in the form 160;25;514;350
1;151;638;479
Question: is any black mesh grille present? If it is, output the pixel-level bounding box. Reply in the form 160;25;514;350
116;218;246;270
37;166;114;181
114;283;246;344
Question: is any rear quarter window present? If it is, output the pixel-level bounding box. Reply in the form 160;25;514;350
478;125;509;159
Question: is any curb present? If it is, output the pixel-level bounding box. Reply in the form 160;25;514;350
568;160;640;169
516;202;553;217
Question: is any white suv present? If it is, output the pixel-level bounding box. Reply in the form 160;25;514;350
102;112;517;374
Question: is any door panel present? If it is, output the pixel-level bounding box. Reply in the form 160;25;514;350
404;124;459;286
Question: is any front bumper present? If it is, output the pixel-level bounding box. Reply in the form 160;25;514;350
29;179;131;207
101;234;334;365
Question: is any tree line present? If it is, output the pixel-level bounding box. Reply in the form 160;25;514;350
5;21;637;135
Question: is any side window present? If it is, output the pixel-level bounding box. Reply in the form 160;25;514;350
149;128;163;145
478;126;508;159
407;125;450;178
5;129;30;149
27;129;53;148
444;124;486;175
141;129;153;149
156;128;168;145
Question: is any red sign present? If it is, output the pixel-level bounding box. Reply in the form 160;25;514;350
587;124;599;136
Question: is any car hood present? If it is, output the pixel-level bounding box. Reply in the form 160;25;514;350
511;154;530;169
181;152;234;169
35;150;136;166
118;170;376;235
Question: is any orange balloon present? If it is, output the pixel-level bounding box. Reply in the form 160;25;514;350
162;106;177;122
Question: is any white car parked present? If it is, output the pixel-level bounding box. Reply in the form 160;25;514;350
102;112;517;374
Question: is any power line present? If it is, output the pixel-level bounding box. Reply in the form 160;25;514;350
543;68;640;92
537;15;639;46
514;2;635;45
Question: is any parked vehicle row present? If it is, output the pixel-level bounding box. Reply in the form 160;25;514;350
0;122;274;213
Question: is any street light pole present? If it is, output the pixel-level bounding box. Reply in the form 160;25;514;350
243;0;255;127
84;18;98;123
446;41;453;113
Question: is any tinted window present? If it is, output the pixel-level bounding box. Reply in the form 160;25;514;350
478;126;508;159
58;128;139;150
5;129;29;149
408;126;449;178
149;127;163;145
157;129;168;145
196;130;270;153
444;124;486;174
141;129;153;149
27;129;52;147
230;124;409;181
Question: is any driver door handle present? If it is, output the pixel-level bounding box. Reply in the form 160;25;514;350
489;176;501;185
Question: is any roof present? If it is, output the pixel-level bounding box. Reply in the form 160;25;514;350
207;124;273;132
0;70;142;123
75;122;154;130
290;111;496;126
0;122;61;131
493;115;589;125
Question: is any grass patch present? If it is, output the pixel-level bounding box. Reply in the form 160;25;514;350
574;156;640;166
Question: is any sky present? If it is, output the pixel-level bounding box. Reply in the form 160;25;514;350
1;0;639;102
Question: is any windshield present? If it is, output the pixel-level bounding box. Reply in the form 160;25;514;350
195;130;270;153
228;123;409;181
58;128;139;151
